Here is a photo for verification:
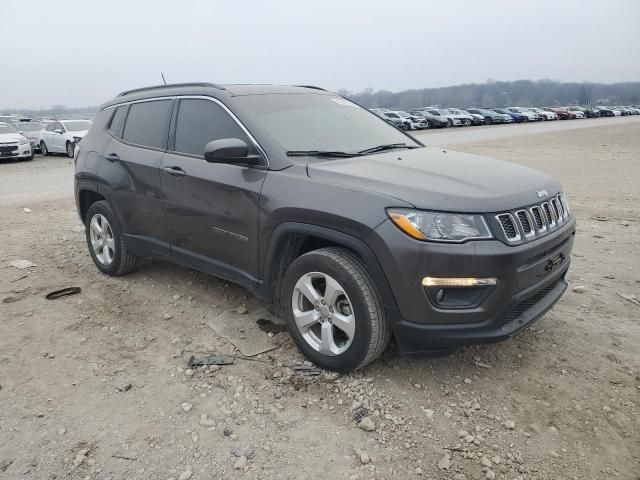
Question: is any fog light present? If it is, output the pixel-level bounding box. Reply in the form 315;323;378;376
422;277;498;287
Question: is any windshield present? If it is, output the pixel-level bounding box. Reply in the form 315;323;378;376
62;120;92;132
0;123;17;134
236;94;419;153
16;122;44;132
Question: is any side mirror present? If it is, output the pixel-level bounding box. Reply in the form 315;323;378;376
54;129;63;134
204;138;260;165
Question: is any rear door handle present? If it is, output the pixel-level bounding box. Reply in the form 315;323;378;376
163;166;186;177
104;153;120;162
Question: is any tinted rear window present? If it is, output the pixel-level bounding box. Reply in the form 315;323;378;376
173;99;250;156
122;100;172;149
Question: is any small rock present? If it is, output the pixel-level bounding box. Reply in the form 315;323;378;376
491;455;501;465
437;452;451;470
464;378;472;384
117;383;132;392
172;294;181;301
354;448;370;465
454;475;467;480
357;417;376;431
572;286;587;294
181;402;193;413
480;455;493;467
162;313;174;320
415;466;424;475
178;468;192;480
504;420;516;430
237;306;247;314
23;208;32;213
57;428;66;435
233;456;247;469
485;469;496;480
73;449;89;469
199;414;216;428
185;369;194;377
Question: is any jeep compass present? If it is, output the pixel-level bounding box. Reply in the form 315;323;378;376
74;83;575;372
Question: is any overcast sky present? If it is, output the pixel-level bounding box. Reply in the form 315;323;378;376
3;0;639;109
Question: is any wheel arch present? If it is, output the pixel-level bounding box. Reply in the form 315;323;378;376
77;188;106;224
262;223;399;315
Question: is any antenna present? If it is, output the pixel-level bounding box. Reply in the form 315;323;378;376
161;72;167;85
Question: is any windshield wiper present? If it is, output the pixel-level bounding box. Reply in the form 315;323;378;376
356;143;418;155
286;150;361;158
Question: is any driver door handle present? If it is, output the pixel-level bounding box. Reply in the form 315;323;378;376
104;153;120;162
163;166;186;177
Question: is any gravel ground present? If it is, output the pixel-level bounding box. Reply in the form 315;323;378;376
1;120;639;479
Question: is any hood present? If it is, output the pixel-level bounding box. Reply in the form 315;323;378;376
0;133;26;143
307;147;561;213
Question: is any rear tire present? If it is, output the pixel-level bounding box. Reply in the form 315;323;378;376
85;201;139;276
484;117;493;125
281;247;391;372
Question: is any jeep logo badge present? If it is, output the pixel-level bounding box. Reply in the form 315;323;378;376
536;189;549;198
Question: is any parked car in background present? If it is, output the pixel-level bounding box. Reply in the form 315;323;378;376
544;107;573;120
466;108;513;124
0;122;34;161
11;121;45;152
528;108;558;120
40;119;93;157
458;109;484;126
0;114;18;125
380;111;412;130
396;111;429;130
425;109;463;126
569;106;600;118
446;108;475;126
506;107;539;121
566;107;585;119
408;110;450;128
491;108;527;123
593;107;616;117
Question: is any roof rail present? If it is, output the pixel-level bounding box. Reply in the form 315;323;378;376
117;82;225;97
294;85;327;91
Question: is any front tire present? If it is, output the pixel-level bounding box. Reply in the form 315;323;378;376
66;141;75;158
85;201;138;276
281;247;391;372
40;141;50;156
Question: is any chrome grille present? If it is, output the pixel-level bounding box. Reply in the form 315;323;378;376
496;193;570;244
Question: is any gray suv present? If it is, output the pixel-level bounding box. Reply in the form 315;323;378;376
75;83;575;372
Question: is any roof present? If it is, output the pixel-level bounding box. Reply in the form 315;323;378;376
101;83;331;110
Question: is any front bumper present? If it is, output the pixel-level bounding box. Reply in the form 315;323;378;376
368;217;576;354
0;144;32;159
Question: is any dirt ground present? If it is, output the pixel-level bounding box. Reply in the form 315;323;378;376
1;120;639;480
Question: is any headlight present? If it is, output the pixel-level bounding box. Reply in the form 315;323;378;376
387;209;493;243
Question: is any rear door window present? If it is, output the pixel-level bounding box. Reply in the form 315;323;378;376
173;98;250;157
122;100;172;149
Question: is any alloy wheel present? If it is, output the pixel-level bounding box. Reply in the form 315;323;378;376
291;272;355;356
89;213;115;265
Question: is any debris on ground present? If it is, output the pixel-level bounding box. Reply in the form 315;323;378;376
617;292;640;307
45;287;81;300
357;416;376;431
292;365;322;376
117;383;132;392
572;285;587;293
231;446;256;458
188;353;235;367
9;259;37;270
437;452;452;470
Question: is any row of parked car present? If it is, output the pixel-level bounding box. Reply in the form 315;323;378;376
369;105;640;130
0;114;93;161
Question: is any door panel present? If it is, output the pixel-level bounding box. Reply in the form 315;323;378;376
97;139;169;256
161;153;266;282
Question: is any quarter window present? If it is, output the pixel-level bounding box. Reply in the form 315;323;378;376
173;99;250;157
122;100;172;149
108;106;127;136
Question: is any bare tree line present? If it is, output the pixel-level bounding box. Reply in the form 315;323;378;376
339;79;640;109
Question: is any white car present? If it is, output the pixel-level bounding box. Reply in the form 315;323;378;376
40;119;92;157
529;108;558;120
426;108;464;126
506;107;539;122
0;122;34;161
12;121;45;152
